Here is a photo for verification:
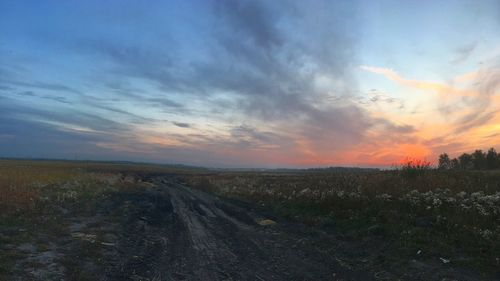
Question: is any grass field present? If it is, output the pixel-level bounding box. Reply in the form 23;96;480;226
1;159;499;278
185;169;500;274
0;159;204;212
0;159;203;278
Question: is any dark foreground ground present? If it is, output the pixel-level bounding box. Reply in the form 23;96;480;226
3;174;495;280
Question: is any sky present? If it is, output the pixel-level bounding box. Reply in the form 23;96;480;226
0;0;499;168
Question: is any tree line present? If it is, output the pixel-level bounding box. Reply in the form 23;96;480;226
438;148;500;170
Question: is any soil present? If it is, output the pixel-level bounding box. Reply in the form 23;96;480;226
101;176;372;280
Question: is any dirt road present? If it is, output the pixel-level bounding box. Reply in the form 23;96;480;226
103;176;372;280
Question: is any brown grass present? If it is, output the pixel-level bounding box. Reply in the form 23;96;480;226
0;160;79;212
184;170;500;274
0;159;203;214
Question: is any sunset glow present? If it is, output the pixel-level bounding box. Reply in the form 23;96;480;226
1;0;499;167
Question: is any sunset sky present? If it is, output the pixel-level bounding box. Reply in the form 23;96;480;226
1;0;499;167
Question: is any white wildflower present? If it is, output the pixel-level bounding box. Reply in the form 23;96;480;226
439;258;450;264
432;198;442;207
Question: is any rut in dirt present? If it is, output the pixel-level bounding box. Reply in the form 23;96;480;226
104;176;371;281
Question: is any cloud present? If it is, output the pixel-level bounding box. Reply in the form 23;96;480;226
0;107;119;160
359;64;499;126
87;103;158;125
453;59;500;134
0;97;130;136
172;122;190;128
146;97;183;109
73;0;389;156
0;85;13;91
214;0;284;50
17;91;36;96
360;65;475;97
41;95;72;104
358;90;405;110
8;0;492;167
451;42;476;64
90;82;186;113
228;124;288;149
78;40;187;94
0;79;82;95
361;57;500;161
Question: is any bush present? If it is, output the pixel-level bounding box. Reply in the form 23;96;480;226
396;158;433;178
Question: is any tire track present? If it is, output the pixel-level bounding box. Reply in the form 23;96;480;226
104;176;373;280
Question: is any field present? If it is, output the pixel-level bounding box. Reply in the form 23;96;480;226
0;160;200;279
186;169;500;274
1;159;499;280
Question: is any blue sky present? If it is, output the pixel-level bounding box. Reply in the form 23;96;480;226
1;0;499;167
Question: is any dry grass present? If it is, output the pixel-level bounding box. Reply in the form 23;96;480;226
0;159;204;214
2;159;498;275
0;159;186;278
185;170;500;274
0;160;79;212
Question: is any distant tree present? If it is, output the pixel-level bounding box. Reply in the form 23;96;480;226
472;150;486;170
438;153;451;169
486;148;498;169
438;148;500;170
458;153;473;170
450;158;460;170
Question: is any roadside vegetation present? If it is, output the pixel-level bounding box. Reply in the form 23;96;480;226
0;159;201;279
1;157;499;278
186;160;500;276
0;159;202;215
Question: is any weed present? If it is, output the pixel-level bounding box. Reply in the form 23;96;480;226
185;170;500;274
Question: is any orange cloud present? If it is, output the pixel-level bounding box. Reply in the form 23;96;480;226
360;65;476;97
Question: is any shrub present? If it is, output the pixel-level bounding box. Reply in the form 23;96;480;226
396;158;433;178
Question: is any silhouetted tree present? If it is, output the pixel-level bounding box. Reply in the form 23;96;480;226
438;148;500;170
472;150;486;170
438;153;451;169
458;153;473;170
486;148;498;169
